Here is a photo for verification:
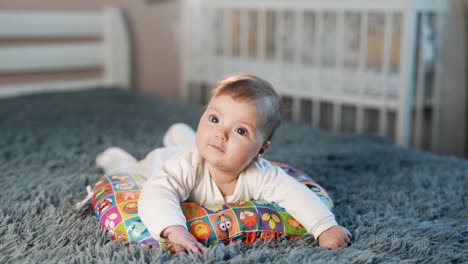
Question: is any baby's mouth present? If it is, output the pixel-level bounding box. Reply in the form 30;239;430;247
209;144;225;153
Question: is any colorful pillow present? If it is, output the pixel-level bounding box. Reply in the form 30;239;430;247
91;161;333;247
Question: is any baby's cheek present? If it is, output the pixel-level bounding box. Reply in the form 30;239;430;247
195;133;204;150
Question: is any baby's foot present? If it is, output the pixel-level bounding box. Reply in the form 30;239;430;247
96;147;138;173
163;123;196;148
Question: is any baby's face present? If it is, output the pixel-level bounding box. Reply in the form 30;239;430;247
196;94;267;177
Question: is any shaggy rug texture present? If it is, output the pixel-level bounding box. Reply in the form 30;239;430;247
0;88;466;263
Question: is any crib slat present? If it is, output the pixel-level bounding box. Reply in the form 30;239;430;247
379;12;394;137
356;11;369;134
275;10;284;63
431;73;441;152
336;11;345;81
207;0;441;12
213;7;223;61
291;10;304;122
292;97;301;122
257;9;266;60
431;14;443;152
312;99;321;127
240;9;249;57
332;11;345;131
397;10;418;147
224;9;233;57
205;7;216;82
294;10;304;66
293;9;304;92
314;11;323;74
414;13;428;149
202;6;213;82
312;11;323;127
332;103;341;132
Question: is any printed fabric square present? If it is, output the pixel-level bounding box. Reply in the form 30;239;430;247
181;203;208;221
207;209;240;241
187;217;218;246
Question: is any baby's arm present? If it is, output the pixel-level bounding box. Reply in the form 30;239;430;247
251;161;351;249
139;153;205;253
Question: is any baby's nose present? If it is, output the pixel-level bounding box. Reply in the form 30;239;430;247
216;129;228;141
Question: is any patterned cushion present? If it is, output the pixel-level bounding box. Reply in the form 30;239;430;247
92;162;333;247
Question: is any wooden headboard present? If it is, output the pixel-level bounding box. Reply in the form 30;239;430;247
0;6;130;97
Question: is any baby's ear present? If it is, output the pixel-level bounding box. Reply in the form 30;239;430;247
253;141;270;162
259;141;270;155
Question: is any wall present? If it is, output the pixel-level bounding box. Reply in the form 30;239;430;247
0;0;183;100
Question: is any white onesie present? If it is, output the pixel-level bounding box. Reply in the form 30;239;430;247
138;148;337;241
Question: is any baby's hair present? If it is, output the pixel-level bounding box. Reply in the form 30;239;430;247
210;74;281;141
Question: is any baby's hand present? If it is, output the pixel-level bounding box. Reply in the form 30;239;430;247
318;225;352;250
161;225;206;255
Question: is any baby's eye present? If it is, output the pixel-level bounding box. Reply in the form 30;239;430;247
235;128;247;136
209;115;219;123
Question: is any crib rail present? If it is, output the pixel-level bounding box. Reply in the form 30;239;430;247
181;0;446;151
0;7;130;97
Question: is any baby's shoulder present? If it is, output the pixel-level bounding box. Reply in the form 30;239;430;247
161;148;202;171
245;158;280;177
251;158;276;169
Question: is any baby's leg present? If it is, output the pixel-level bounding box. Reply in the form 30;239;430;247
132;123;196;179
131;147;187;179
95;147;138;174
96;123;195;177
163;123;196;148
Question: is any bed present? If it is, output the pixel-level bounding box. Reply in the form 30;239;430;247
1;5;466;264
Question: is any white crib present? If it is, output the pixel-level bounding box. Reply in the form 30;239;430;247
180;0;455;153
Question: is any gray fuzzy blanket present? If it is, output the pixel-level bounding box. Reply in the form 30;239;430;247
1;88;466;263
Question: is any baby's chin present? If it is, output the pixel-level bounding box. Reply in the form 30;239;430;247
202;155;239;173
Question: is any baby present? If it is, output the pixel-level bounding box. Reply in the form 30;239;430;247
96;74;351;254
